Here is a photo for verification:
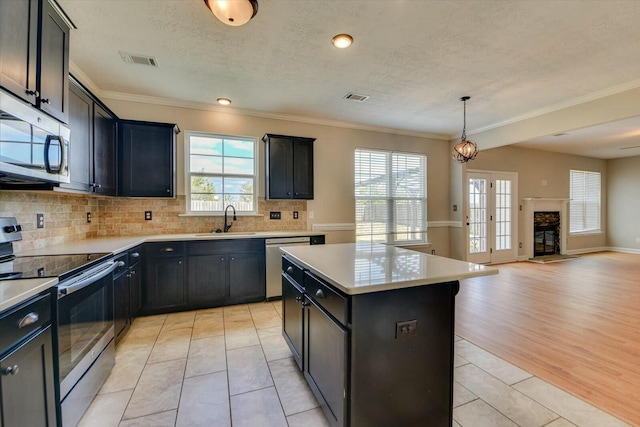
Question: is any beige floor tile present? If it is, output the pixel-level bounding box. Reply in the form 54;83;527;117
454;399;519;427
118;410;176;427
196;306;223;316
133;314;167;326
123;321;163;346
456;364;558;427
161;311;195;331
546;418;579;427
454;354;470;368
147;327;192;364
257;326;292;361
223;304;251;321
269;357;319;416
225;322;260;350
271;300;283;318
123;358;185;420
78;389;133;427
453;420;462;427
185;335;226;378
453;381;478;408
192;313;225;339
250;304;282;329
513;377;632;427
227;345;273;395
230;387;287;427
176;371;230;427
100;345;152;393
455;339;532;385
286;407;331;427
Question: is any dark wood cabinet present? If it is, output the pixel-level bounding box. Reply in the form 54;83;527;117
282;273;304;370
0;291;57;427
186;239;265;309
113;247;143;345
143;243;186;313
263;134;315;200
113;269;129;344
0;0;70;123
129;248;143;319
64;78;117;195
119;120;177;197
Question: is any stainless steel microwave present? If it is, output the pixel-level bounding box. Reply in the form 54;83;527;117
0;89;70;185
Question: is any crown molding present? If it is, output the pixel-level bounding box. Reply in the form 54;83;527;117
69;61;103;96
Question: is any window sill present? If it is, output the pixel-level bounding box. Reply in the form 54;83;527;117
569;230;603;236
178;212;264;217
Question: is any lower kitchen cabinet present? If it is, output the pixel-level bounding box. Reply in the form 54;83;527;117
186;239;265;308
113;246;143;345
143;242;186;314
0;291;57;427
282;273;304;370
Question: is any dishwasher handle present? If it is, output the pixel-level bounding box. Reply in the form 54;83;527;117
58;261;121;297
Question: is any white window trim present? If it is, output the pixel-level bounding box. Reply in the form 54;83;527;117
354;148;428;245
184;130;259;216
569;169;601;235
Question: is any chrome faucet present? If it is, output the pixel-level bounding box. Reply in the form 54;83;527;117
223;204;236;232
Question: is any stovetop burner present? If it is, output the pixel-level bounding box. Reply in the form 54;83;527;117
0;253;111;280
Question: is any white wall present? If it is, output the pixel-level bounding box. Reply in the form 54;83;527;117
606;155;640;252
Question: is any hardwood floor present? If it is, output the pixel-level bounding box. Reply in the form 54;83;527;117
455;251;640;427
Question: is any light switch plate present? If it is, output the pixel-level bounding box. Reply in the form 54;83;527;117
270;211;281;220
37;213;44;228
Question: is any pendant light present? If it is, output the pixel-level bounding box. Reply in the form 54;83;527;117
452;96;479;163
204;0;258;26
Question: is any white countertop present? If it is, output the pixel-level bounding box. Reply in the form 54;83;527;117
0;277;58;312
281;243;497;295
17;231;325;257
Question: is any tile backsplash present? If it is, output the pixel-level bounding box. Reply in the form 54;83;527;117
0;191;307;253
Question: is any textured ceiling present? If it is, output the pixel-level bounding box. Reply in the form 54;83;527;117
58;0;640;157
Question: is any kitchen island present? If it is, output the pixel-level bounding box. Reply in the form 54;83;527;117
280;243;497;427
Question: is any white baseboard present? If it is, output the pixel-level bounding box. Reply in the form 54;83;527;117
563;247;609;255
607;246;640;254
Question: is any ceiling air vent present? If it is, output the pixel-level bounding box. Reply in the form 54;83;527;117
119;51;159;67
343;92;369;102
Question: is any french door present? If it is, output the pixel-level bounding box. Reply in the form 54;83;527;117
466;171;518;264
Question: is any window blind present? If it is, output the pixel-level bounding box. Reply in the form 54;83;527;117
569;170;600;233
354;149;427;244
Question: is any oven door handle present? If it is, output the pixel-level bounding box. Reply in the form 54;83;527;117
58;261;123;297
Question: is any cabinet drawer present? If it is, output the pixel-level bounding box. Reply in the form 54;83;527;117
145;242;185;256
0;292;51;352
282;256;305;286
113;252;129;277
128;246;142;266
188;239;264;255
304;272;348;326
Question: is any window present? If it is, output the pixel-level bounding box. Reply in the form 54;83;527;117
354;149;427;244
185;131;257;214
569;170;601;233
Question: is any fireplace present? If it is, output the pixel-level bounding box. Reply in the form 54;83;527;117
533;211;560;256
523;198;569;260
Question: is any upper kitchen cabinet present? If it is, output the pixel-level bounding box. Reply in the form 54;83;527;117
0;0;72;123
263;134;315;200
62;77;117;195
118;120;178;197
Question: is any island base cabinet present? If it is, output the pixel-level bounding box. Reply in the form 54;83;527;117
348;282;458;427
304;301;348;427
282;274;304;370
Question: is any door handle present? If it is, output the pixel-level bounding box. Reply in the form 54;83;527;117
1;365;19;376
18;312;39;328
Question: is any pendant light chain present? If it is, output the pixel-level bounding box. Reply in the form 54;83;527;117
452;95;479;163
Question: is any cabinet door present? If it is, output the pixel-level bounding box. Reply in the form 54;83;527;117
282;274;304;371
305;302;348;427
39;0;70;123
0;326;57;427
0;0;38;104
119;122;175;197
144;255;185;311
64;81;93;192
187;254;227;307
93;104;117;195
292;138;314;199
129;264;142;320
228;251;266;303
266;136;293;199
113;273;130;344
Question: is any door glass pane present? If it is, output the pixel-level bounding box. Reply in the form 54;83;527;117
468;178;487;253
495;179;511;250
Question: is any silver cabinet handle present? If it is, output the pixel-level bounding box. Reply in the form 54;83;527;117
315;289;325;299
161;247;174;252
1;365;19;376
286;266;293;274
178;260;183;265
116;261;126;268
18;312;39;328
130;252;140;258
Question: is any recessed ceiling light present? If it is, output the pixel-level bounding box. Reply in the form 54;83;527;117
217;98;231;105
332;34;353;49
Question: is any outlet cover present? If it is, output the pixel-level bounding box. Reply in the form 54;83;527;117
293;211;299;219
269;211;281;220
37;213;44;228
87;212;92;223
396;320;418;339
144;211;152;221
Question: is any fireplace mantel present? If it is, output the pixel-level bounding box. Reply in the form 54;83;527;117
523;198;569;259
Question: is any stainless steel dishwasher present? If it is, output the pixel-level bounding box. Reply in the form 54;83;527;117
266;236;322;299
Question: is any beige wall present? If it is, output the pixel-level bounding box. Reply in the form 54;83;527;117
606;155;640;251
104;99;453;253
449;145;608;259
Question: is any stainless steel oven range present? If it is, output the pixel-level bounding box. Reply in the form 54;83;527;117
0;217;119;427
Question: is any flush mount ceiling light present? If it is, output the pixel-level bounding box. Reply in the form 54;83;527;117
332;34;353;49
217;98;231;105
204;0;258;26
452;96;479;163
